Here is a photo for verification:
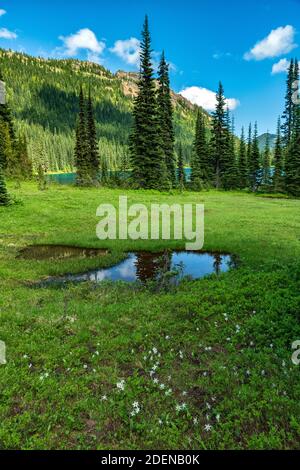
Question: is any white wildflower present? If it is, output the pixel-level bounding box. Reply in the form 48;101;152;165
116;380;125;391
204;424;212;432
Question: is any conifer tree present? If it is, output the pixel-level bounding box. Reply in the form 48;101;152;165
285;105;300;196
246;123;252;187
177;143;185;189
262;132;272;187
282;59;295;146
239;126;248;188
157;51;176;186
248;122;260;191
273;118;284;192
222;112;239;189
191;110;209;190
210;82;227;189
86;86;100;182
0;119;14;173
0;68;15;144
130;16;169;189
291;59;299;129
75;86;89;185
0;166;10;206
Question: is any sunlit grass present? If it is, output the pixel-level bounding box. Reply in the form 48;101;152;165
0;182;299;449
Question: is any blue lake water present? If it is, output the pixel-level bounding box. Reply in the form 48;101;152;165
48;169;193;185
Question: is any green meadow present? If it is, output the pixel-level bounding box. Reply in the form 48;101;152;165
0;182;300;449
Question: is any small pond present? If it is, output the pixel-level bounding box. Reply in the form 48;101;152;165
28;250;235;286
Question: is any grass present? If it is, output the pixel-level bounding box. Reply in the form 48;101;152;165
0;182;300;450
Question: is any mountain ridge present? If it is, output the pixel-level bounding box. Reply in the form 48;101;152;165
0;49;208;171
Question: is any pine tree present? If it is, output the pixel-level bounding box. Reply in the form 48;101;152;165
157;51;176;186
75;86;89;185
222;112;240;189
210;82;227;189
0;119;14;174
0;165;10;206
285;105;300;196
86;86;100;182
292;59;299;133
262;132;272;187
282;59;295;147
130;16;169;189
249;122;260;191
246;123;252;184
273;118;284;192
0;68;16;144
177;143;185;189
191;110;209;190
239;126;248;188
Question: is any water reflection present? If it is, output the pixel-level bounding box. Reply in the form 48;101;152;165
36;250;235;286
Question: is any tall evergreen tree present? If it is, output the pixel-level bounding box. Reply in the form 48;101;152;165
246;123;252;185
0;165;10;206
285;105;300;196
0;68;15;144
74;86;89;185
191;110;209;189
177;143;185;189
262;131;272;187
239;126;248;188
86;86;100;182
282;59;295;147
273;118;284;192
210;82;227;189
157;51;176;186
130;16;168;189
248;122;260;191
292;59;299;132
222;112;240;189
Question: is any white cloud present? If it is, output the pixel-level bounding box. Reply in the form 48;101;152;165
272;58;290;74
58;28;105;63
0;9;6;17
0;28;17;40
110;37;141;67
244;25;297;61
179;86;240;111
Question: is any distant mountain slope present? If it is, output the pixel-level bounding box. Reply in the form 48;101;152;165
0;49;208;171
257;133;276;152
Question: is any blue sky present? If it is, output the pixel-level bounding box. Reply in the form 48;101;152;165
0;0;300;134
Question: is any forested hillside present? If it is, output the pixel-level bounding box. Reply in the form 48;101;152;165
0;49;206;172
